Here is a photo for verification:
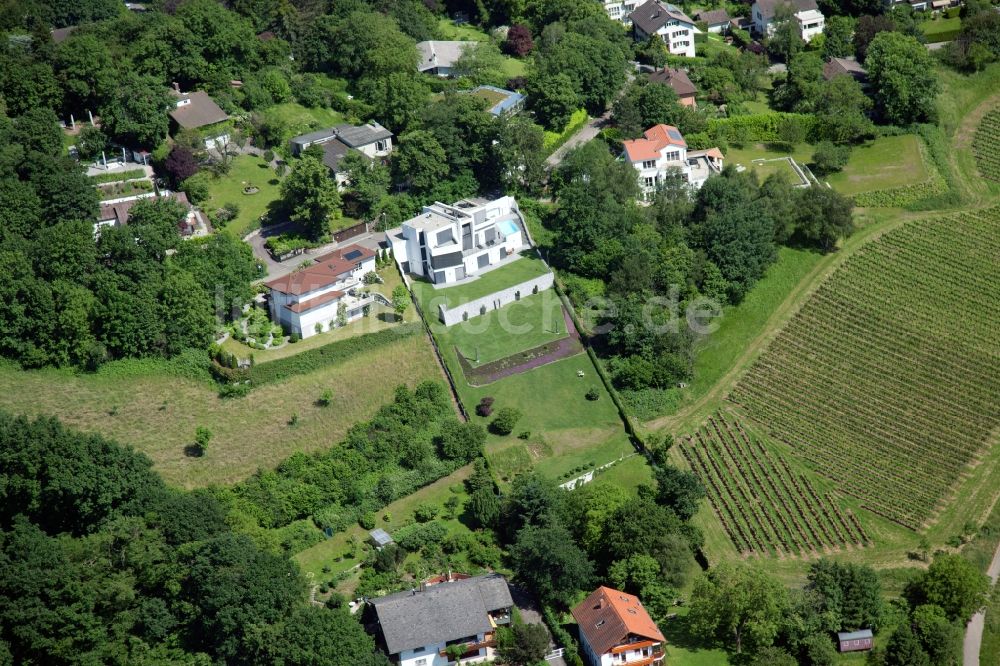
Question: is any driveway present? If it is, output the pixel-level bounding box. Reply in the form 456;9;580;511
545;113;610;168
963;540;1000;665
508;584;567;666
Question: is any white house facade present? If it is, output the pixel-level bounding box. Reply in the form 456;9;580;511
264;244;377;339
630;0;700;59
572;587;666;666
389;196;526;285
370;574;514;666
288;122;393;189
752;0;825;42
622;124;723;198
602;0;641;24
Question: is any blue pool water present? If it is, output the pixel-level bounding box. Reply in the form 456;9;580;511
498;219;519;236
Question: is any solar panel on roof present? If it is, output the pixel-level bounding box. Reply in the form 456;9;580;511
667;128;683;141
344;249;363;260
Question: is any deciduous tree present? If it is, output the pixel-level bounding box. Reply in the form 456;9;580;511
280;155;341;240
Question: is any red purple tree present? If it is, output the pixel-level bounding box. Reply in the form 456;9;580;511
164;145;199;187
504;24;534;57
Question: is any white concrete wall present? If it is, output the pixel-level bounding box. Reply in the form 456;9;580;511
437;272;554;326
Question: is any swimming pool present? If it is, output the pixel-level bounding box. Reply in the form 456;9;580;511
498;219;519;237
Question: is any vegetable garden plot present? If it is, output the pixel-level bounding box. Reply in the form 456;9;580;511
973;108;1000;182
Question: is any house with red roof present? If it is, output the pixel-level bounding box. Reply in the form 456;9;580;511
264;244;377;338
622;124;723;199
572;587;666;666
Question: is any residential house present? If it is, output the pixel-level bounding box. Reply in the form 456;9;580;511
466;85;526;117
648;67;697;107
95;191;202;237
837;630;873;653
622;124;723;198
389;196;526;285
602;0;642;24
416;41;472;76
288;122;393;189
369;573;514;666
264;243;377;339
695;8;732;33
572;587;666;666
168;87;230;150
752;0;825;42
822;57;868;84
630;0;700;59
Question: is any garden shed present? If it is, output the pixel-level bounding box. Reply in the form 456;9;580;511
837;629;873;652
369;528;394;550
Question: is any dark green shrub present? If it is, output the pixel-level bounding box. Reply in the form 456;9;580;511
490;408;522;436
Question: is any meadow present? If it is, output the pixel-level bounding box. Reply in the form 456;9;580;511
0;332;442;488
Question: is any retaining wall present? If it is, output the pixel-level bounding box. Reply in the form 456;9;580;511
437;272;555;326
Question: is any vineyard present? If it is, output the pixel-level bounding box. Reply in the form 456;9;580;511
973;108;1000;181
730;207;1000;530
682;413;869;558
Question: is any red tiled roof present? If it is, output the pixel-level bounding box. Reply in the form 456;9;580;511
572;587;665;657
623;124;687;162
265;244;375;296
285;289;345;313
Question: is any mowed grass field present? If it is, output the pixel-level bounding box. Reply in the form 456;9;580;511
729;207;1000;530
0;332;442;488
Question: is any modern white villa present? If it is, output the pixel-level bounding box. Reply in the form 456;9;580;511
752;0;825;42
622;124;724;198
264;243;377;339
389;196;526;285
369;573;514;666
630;0;700;59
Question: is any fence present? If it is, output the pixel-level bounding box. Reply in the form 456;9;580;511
437;273;555;326
333;220;370;243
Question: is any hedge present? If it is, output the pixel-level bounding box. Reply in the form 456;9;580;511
248;323;422;386
707;113;818;144
542;606;584;666
543;108;589;153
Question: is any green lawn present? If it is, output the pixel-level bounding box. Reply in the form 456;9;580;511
0;333;441;489
826;134;930;195
443;291;567;366
724;142;817;176
921;15;961;42
410;252;551;310
204;155;283;238
435;18;525;78
258;102;346;146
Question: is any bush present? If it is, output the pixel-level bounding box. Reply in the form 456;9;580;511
811;141;852;175
317;389;333;407
395;521;448;551
476;397;495;417
359;513;376;530
263;149;275;162
490;408;522;436
518;431;531;440
707;113;817;144
585;386;600;401
413;502;440;523
180;171;212;204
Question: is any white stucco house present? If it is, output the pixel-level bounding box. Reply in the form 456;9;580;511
602;0;641;24
369;573;514;666
630;0;700;59
389;196;526;285
289;122;393;189
752;0;825;42
416;40;472;77
572;587;666;666
264;243;377;339
622;124;723;198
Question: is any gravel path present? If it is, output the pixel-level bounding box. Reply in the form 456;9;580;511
963;539;1000;665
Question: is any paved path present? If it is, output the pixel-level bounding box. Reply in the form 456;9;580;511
963;539;1000;665
545;112;611;168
